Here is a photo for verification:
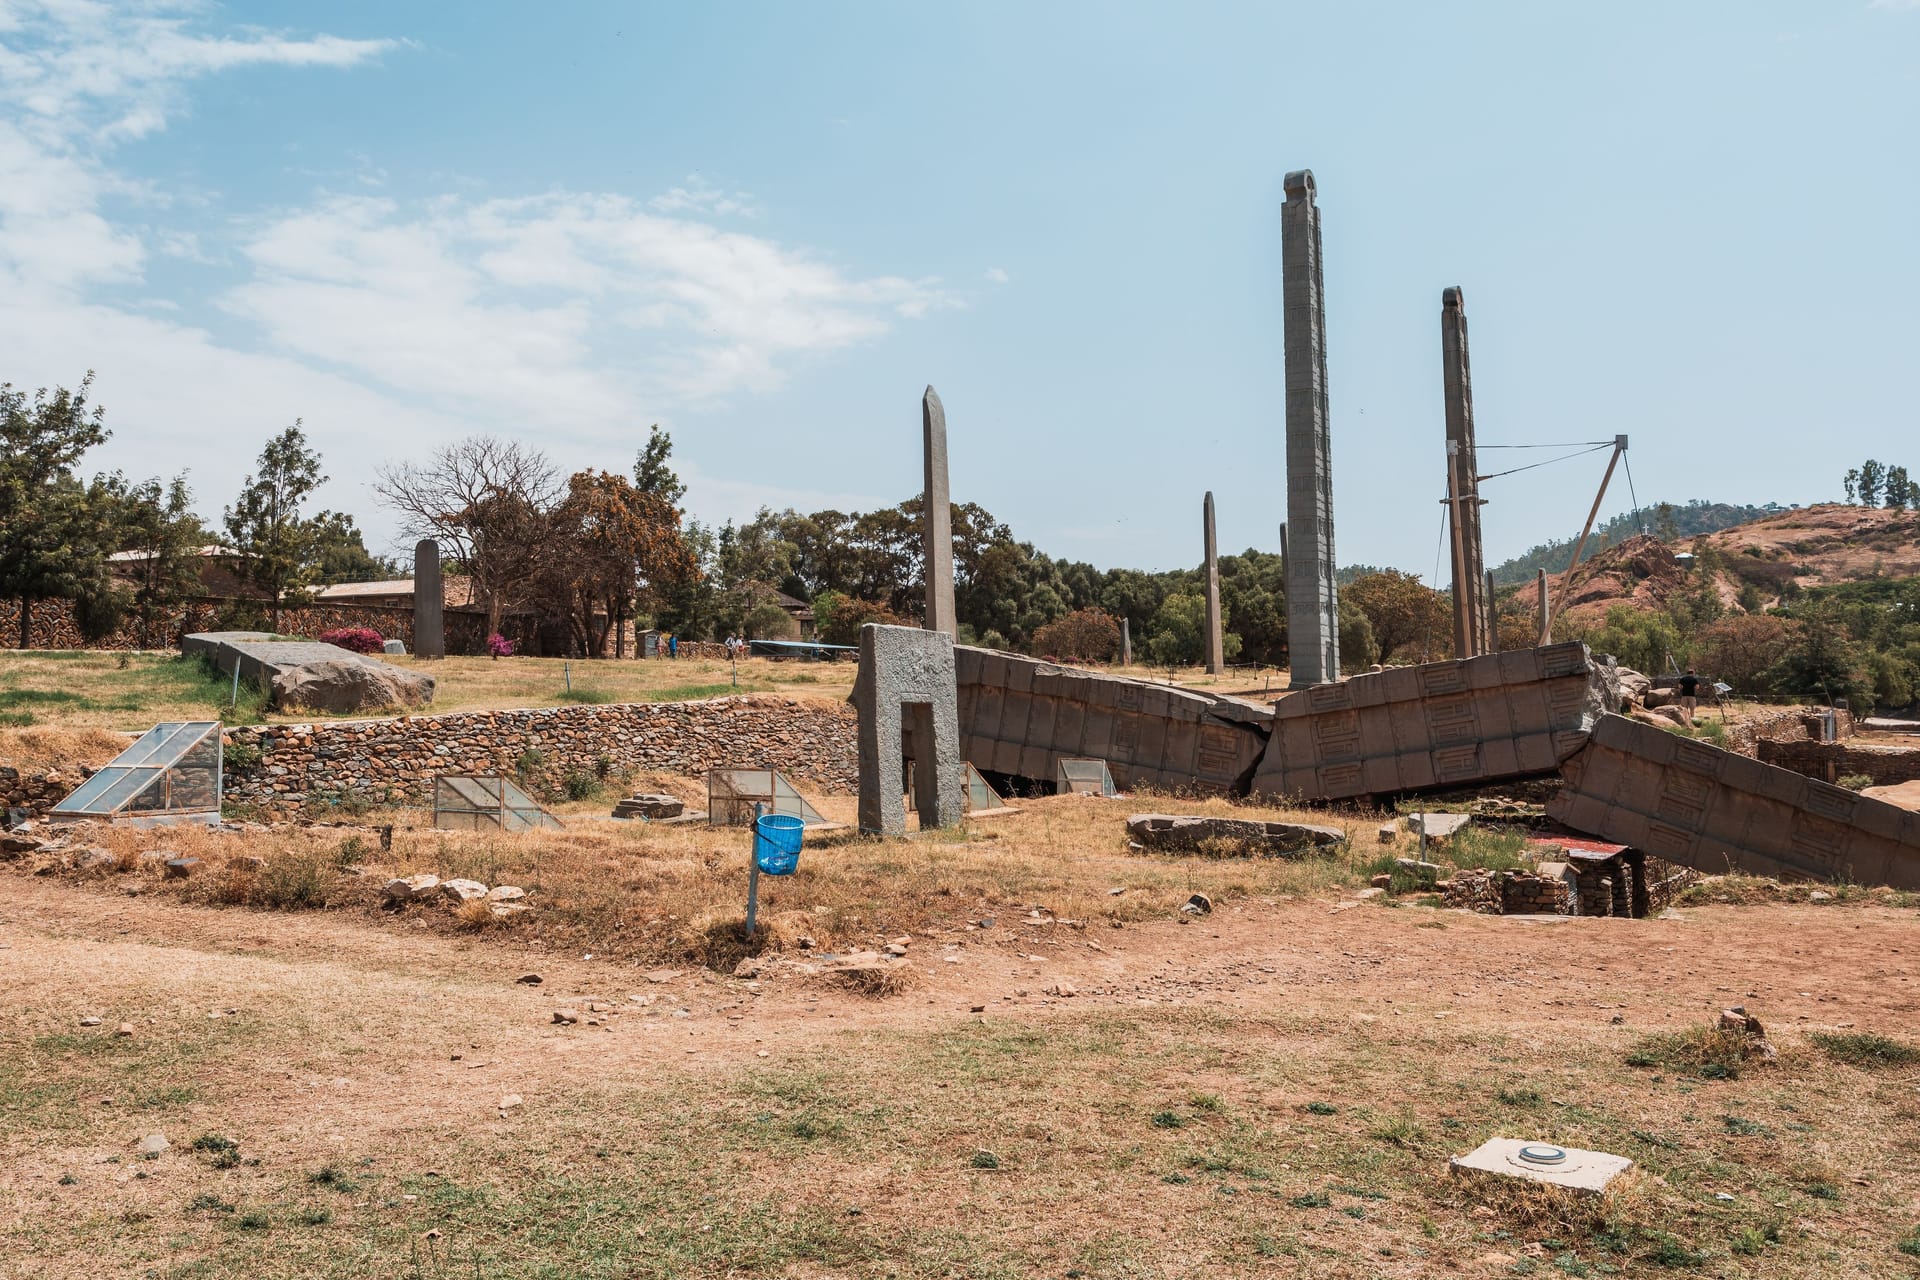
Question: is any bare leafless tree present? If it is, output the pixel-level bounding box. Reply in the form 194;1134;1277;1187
374;436;562;636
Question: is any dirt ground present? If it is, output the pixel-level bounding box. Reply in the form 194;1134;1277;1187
4;814;1919;1278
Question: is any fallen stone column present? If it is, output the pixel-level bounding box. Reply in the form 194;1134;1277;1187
1549;714;1920;889
955;646;1271;794
1250;642;1613;802
1125;813;1345;856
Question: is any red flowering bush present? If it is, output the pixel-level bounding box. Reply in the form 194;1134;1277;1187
318;626;385;654
487;633;515;658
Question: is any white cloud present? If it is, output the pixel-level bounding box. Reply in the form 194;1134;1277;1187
985;266;1010;284
219;190;953;416
647;174;760;219
0;2;955;546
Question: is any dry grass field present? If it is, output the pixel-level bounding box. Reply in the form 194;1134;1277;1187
0;649;1281;743
0;650;855;736
5;792;1920;1278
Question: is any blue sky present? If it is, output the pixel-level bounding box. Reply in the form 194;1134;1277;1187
2;2;1916;578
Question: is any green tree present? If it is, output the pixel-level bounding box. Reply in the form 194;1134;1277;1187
309;511;394;585
1344;569;1449;664
1764;603;1871;707
632;424;687;509
1576;604;1686;676
0;374;122;649
1883;464;1914;511
1857;459;1885;507
1145;591;1243;667
118;475;206;647
224;422;328;630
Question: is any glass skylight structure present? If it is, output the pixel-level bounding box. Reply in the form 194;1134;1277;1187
50;721;223;827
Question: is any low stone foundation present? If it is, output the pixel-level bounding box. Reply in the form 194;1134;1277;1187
1756;738;1920;788
1;766;91;822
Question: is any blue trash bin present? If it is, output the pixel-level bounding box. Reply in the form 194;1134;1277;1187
753;813;805;875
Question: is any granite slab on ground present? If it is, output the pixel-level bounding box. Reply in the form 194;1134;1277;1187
181;632;434;714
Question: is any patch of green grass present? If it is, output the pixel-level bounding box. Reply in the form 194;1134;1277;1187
186;1193;235;1214
647;683;742;702
969;1150;999;1170
1809;1030;1920;1067
1442;828;1534;873
555;688;616;705
1304;1102;1337;1116
1804;1181;1840;1201
1731;1222;1780;1256
1721;1114;1771;1138
308;1165;359;1193
1496;1086;1543;1107
1187;1092;1225;1113
1899;1225;1920;1257
1626;1024;1753;1080
190;1134;241;1169
1149;1110;1186;1129
1287;1190;1330;1209
235;1211;270;1232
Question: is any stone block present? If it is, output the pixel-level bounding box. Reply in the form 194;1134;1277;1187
1449;1139;1632;1197
856;625;963;836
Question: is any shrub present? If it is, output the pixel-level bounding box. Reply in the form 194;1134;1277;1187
487;633;515;658
1836;774;1873;792
1809;1031;1920;1067
317;627;384;654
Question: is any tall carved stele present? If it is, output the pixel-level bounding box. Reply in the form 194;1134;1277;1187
1282;169;1340;686
921;386;957;639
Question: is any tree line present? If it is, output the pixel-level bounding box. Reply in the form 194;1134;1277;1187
1842;459;1920;509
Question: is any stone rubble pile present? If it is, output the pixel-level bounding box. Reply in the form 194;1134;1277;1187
381;873;529;918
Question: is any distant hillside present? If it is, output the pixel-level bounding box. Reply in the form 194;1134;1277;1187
1489;500;1786;586
1541;503;1920;626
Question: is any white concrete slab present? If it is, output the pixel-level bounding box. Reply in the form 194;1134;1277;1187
1408;812;1472;839
1448;1138;1632;1196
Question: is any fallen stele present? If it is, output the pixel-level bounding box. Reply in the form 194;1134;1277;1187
1448;1138;1633;1197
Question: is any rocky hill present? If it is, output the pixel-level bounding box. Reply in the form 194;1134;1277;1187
1539;504;1920;626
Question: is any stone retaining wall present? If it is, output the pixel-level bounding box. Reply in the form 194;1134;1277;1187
0;597;501;655
1755;739;1920;788
1;766;89;821
223;695;858;814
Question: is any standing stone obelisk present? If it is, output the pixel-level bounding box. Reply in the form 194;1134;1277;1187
1120;616;1132;667
1441;287;1489;657
1282;169;1340;686
921;386;957;639
413;539;444;659
1203;492;1224;674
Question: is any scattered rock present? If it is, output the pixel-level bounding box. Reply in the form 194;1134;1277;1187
72;847;116;872
382;874;440;904
134;1134;168;1157
515;973;543;985
497;1094;523;1111
1375;823;1397;844
438;879;488;905
1356;887;1386;900
79;1016;102;1027
162;857;200;880
1719;1007;1777;1061
1181;892;1212;916
0;832;42;858
1044;981;1077;998
610;793;685;820
645;969;682;984
1370;874;1393;890
486;886;526;904
113;1023;135;1037
552;1009;580;1026
885;943;909;957
227;855;266;873
1809;890;1833;904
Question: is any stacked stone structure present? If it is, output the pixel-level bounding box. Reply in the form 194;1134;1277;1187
1282;168;1340;686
